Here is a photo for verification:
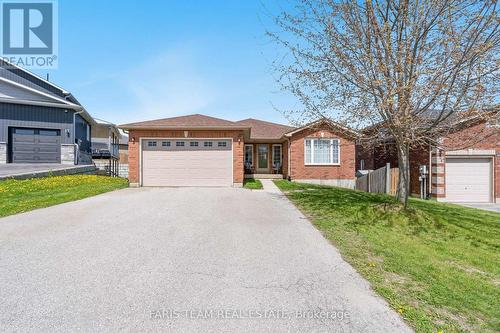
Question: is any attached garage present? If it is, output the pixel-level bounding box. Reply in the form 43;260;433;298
141;138;233;187
10;128;61;163
445;157;493;203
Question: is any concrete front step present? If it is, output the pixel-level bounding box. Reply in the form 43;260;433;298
244;173;284;179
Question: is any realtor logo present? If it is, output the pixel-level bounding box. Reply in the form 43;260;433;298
0;0;58;68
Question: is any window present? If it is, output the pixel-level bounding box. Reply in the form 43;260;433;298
14;128;35;135
304;138;340;165
162;141;170;147
204;141;213;147
148;141;157;147
176;141;185;147
39;129;60;136
272;145;282;168
218;141;227;147
190;141;199;147
86;124;90;141
360;159;365;170
244;145;253;166
487;118;500;127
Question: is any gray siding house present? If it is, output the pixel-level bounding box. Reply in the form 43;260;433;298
0;59;95;164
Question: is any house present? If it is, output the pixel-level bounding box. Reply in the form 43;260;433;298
357;115;500;203
119;114;357;188
91;118;121;176
90;119;129;178
0;59;95;165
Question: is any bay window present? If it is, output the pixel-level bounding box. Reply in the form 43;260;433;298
304;138;340;165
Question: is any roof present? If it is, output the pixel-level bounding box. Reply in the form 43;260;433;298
285;118;358;138
0;59;96;126
119;114;250;130
235;118;295;140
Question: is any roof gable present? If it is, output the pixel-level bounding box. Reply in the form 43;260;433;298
285;119;358;139
235;118;295;140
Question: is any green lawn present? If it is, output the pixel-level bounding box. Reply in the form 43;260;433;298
243;178;263;190
274;180;500;333
0;175;129;218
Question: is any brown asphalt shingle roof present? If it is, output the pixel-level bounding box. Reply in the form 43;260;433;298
235;118;295;140
119;114;247;129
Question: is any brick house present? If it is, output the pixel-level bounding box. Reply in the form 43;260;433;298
356;117;500;203
119;115;357;188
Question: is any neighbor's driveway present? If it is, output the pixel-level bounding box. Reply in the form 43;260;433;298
0;187;411;332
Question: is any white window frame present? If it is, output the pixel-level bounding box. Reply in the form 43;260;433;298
304;138;340;166
244;144;253;166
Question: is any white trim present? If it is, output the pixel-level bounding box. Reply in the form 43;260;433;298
0;96;81;110
304;138;340;166
244;144;253;167
272;144;282;168
0;77;79;107
139;137;234;187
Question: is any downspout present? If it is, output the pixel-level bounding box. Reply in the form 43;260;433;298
429;143;433;199
286;137;291;180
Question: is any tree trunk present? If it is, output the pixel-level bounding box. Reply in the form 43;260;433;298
396;143;410;207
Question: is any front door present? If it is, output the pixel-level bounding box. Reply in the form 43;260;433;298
257;144;269;173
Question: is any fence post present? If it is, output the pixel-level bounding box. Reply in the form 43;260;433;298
385;163;391;194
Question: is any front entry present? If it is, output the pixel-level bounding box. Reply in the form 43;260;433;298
257;144;269;173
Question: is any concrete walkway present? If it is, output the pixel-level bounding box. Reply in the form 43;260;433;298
0;163;95;180
0;187;411;332
458;203;500;213
260;178;283;194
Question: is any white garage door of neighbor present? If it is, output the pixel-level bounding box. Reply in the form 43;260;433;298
142;139;233;187
445;158;492;203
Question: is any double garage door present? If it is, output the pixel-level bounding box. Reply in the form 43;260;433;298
11;128;61;163
445;158;493;203
142;139;232;187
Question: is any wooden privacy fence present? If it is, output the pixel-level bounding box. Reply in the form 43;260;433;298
355;163;399;196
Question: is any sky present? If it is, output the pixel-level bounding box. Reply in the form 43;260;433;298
30;0;297;125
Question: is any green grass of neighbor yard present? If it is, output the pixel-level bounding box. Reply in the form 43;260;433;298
243;178;263;190
273;180;500;333
0;175;128;218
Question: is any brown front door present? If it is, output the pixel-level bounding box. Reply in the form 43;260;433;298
257;144;269;173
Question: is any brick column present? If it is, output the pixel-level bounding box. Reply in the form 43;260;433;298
431;148;445;199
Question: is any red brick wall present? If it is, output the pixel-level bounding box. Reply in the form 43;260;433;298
127;129;245;185
289;128;356;180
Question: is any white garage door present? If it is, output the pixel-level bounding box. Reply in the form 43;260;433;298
142;139;232;187
445;158;492;203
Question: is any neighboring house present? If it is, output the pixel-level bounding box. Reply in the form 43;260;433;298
357;115;500;203
91;118;120;176
0;59;95;164
119;114;357;188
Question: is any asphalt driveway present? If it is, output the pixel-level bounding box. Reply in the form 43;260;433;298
0;187;411;332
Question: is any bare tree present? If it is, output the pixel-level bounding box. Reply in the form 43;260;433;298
268;0;499;206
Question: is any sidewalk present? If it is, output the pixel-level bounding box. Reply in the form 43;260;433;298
260;179;283;194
